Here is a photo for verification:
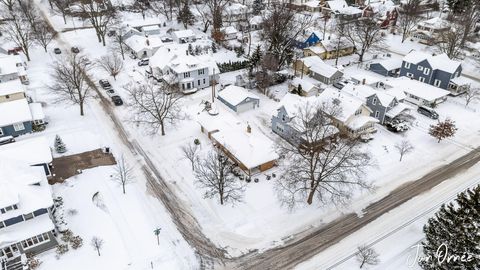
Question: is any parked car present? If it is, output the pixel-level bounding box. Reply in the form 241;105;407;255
105;89;116;97
99;79;111;89
54;48;61;54
0;136;15;145
71;47;80;53
386;121;409;133
417;105;438;119
111;95;123;106
333;82;345;89
138;59;149;66
360;133;374;143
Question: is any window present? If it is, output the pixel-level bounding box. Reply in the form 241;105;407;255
419;77;425;82
355;108;362;115
375;111;380;118
23;213;34;220
417;66;423;71
434;79;441;87
372;98;377;105
423;68;430;75
5;206;13;211
198;69;205;75
13;122;25;131
187;82;191;89
198;80;201;86
404;62;411;69
406;72;413;78
203;78;206;84
0;221;4;228
184;72;190;78
0;128;3;136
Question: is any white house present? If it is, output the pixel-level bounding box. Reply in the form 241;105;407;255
384;77;450;106
217;85;260;113
0;55;28;85
0;136;53;176
0;160;57;267
221;26;239;41
124;35;163;59
172;29;196;43
141;25;161;36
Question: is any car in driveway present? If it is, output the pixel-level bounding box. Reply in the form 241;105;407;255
71;47;80;53
137;59;149;66
99;79;111;89
111;95;123;106
54;48;61;54
417;105;439;119
105;89;116;97
333;82;345;89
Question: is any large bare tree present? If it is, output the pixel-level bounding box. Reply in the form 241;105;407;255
125;81;184;136
181;142;200;171
0;7;35;61
436;24;463;59
17;0;41;32
276;100;373;207
343;17;385;62
205;0;230;31
51;0;72;24
34;20;56;52
111;155;135;194
261;3;313;70
463;87;480;107
398;0;421;43
49;54;93;116
80;0;117;46
194;148;245;205
97;50;124;80
394;140;414;162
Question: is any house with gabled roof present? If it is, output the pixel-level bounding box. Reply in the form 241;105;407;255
217;85;260;113
294;56;343;85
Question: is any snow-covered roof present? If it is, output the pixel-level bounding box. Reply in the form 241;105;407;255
29;103;45;121
0;79;25;96
304;0;320;7
351;73;383;86
0;55;20;75
291;77;318;94
317;88;366;122
371;58;402;71
0;136;52;165
306;46;326;54
367;0;396;14
0;212;54;248
385;102;412;118
320;38;354;52
217;85;259;107
197;109;279;170
327;0;349;11
142;25;160;32
225;2;247;14
347;115;377;130
0;161;52;222
0;98;32;127
403;50;461;74
170;55;208;74
386;77;450;102
124;35;163;52
221;26;238;35
417;17;450;30
172;29;195;39
249;15;263;25
301;56;342;78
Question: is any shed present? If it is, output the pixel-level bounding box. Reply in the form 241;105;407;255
217;85;260;113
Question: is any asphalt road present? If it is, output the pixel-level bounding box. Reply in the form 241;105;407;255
36;5;480;270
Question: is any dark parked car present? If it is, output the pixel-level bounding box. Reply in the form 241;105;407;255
99;79;111;89
54;48;61;54
138;59;149;66
417;105;439;119
333;82;345;89
111;95;123;106
71;47;80;53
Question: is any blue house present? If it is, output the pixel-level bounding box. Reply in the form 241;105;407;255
294;31;322;49
369;58;402;77
399;51;463;94
0;98;33;138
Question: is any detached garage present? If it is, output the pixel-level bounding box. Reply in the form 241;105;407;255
217;85;260;113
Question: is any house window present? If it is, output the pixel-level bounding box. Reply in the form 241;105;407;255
198;79;201;86
203;78;206;84
0;128;3;136
434;79;441;87
13;122;25;131
187;83;191;89
375;111;380;118
404;62;411;69
406;72;414;78
23;213;34;220
184;72;190;78
355;108;362;115
417;66;423;71
198;69;205;75
372;98;377;105
419;77;425;82
0;221;4;229
423;68;430;75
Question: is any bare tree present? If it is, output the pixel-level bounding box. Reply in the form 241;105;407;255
343;17;385;62
17;0;41;32
97;51;124;80
125;81;184;136
194;148;245;205
204;0;231;31
356;245;380;268
194;3;212;32
276;100;373;207
398;0;421;43
456;2;480;49
80;0;117;46
34;20;56;53
464;87;480;107
111;24;128;60
181;142;199;171
436;24;464;59
51;0;72;24
261;3;313;70
111;155;135;194
149;0;177;21
394;140;414;162
429;118;458;143
0;0;16;11
90;237;104;256
0;8;35;61
49;54;93;116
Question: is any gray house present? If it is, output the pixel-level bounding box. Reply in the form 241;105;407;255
399;50;463;93
294;56;343;85
369;58;402;77
217;85;260;113
0;98;33;138
0;162;58;269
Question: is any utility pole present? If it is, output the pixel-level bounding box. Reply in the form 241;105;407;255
153;227;161;246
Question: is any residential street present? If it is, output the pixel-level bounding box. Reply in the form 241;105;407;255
35;3;480;270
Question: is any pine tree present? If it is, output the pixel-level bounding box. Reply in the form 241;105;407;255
252;0;265;15
429;118;458;143
297;84;303;95
177;2;195;29
54;135;67;153
421;185;480;270
211;42;217;53
248;45;262;73
188;43;194;55
447;0;472;14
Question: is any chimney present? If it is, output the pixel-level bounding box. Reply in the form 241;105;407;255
246;123;251;133
362;78;366;85
146;39;150;46
186;50;189;55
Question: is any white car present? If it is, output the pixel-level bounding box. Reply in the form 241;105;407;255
105;89;116;97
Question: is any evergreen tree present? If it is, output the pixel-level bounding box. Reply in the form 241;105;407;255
211;42;217;53
248;45;262;73
447;0;472;14
177;2;195;29
421;185;480;269
252;0;265;15
188;43;194;55
297;84;303;95
54;135;67;153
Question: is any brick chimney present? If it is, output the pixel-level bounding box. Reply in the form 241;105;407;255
246;123;251;133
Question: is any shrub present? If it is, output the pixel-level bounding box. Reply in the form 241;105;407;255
70;235;84;249
26;256;42;270
60;230;73;243
56;244;69;256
